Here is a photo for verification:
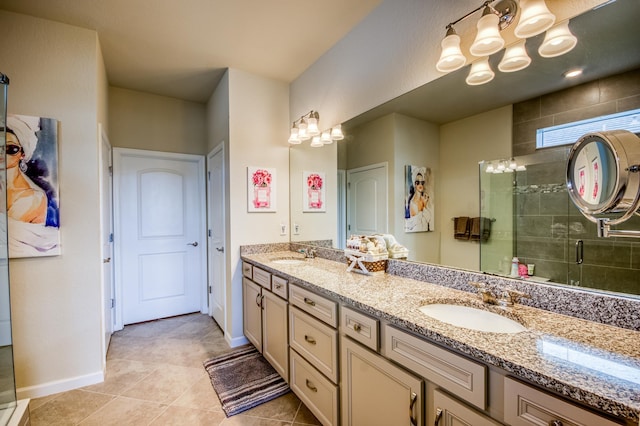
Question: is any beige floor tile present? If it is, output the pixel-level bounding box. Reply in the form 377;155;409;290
292;402;322;425
171;376;223;412
30;390;114;426
78;396;167;426
149;405;226;425
82;358;158;395
238;392;300;422
219;415;291;426
121;364;204;405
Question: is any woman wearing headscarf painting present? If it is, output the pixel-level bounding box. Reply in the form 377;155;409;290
6;115;47;223
404;166;433;232
5;114;59;257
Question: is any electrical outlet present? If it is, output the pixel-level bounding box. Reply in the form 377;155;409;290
294;223;300;235
280;224;287;236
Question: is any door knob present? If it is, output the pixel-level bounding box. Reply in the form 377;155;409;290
103;257;111;263
216;247;224;252
187;241;198;247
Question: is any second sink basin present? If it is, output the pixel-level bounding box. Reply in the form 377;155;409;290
419;303;527;334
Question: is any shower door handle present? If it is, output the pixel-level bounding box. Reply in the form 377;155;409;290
575;240;583;264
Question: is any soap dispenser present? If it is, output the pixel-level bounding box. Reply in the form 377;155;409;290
510;257;520;277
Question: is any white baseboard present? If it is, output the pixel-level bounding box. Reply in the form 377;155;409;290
226;334;249;348
16;370;104;400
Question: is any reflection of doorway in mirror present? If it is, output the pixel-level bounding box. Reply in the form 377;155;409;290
404;165;434;233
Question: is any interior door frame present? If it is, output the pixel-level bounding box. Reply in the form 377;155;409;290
98;123;114;363
207;142;226;328
112;148;207;330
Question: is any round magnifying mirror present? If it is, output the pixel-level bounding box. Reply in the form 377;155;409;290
566;130;640;217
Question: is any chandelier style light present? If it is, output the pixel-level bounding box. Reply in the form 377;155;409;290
288;110;344;147
436;0;578;86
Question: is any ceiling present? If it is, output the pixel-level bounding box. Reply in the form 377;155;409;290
0;0;382;103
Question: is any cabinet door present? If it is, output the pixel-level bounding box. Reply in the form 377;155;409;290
242;277;262;351
433;389;501;426
262;290;289;382
341;336;423;426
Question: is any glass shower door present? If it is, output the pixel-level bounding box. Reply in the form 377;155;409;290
0;72;16;424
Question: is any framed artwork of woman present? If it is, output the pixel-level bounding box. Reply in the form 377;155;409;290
404;165;434;233
4;114;60;258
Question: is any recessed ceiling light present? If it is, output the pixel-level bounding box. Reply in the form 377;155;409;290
564;69;583;78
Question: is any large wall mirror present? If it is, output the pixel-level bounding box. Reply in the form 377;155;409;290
290;0;640;297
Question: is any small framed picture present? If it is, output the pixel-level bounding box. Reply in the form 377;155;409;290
247;167;276;212
303;171;326;212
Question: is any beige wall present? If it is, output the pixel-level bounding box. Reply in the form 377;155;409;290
108;87;207;154
439;105;512;270
223;69;290;344
0;11;106;397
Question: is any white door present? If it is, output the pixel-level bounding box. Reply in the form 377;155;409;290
113;148;206;326
207;143;225;328
99;124;115;352
347;163;388;236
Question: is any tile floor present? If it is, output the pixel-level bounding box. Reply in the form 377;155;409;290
29;313;321;425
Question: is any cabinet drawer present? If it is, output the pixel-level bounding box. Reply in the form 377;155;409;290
252;266;271;289
433;389;500;426
290;307;339;382
290;349;339;426
384;325;486;410
242;261;252;279
271;275;288;299
289;284;338;327
504;377;621;426
341;306;379;351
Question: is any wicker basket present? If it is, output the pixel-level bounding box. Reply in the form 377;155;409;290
344;249;388;275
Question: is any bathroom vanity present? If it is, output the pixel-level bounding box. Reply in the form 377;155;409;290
241;248;640;426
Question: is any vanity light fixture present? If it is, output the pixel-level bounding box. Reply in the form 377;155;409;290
436;0;576;86
288;110;344;146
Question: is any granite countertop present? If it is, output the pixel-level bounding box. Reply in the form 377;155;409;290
242;251;640;424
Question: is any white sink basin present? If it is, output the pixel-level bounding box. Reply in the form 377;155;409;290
419;304;527;333
271;257;306;265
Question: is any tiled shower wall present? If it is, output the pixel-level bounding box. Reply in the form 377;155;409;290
512;68;640;294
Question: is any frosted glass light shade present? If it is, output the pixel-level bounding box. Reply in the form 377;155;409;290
331;124;344;140
298;122;310;140
498;40;531;72
321;131;333;144
514;0;555;38
466;58;495;85
310;136;323;147
288;127;301;144
538;21;577;57
306;116;320;136
436;33;466;73
470;12;505;57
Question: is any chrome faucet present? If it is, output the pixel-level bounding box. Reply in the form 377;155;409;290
469;282;530;307
298;248;316;259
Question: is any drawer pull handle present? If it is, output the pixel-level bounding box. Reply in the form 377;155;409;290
549;421;563;426
303;297;316;306
304;335;317;345
255;293;262;307
353;323;362;332
305;379;317;392
434;408;442;426
410;392;418;426
275;283;282;289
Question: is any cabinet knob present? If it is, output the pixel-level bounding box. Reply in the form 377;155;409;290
353;323;362;332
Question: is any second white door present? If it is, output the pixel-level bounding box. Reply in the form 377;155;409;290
114;148;206;326
347;163;388;236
